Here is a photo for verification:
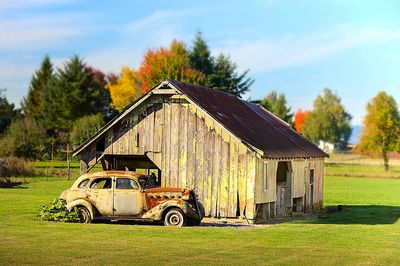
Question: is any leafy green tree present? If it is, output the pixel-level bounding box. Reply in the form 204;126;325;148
302;88;352;146
70;114;104;147
41;55;109;133
0;89;17;134
355;92;400;171
254;91;293;124
21;56;53;120
189;33;254;97
0;116;50;160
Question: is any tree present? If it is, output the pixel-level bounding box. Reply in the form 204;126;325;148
355;92;400;171
85;66;118;121
189;32;213;78
137;40;205;93
0;116;50;160
21;56;53;120
254;91;293;124
0;89;17;134
293;109;309;133
41;55;109;133
188;33;254;97
70;114;104;147
106;67;142;112
208;54;254;98
302;88;352;146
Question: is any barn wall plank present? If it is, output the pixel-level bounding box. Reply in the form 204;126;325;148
219;139;230;217
246;151;256;220
168;103;180;187
213;124;222;217
237;143;247;218
195;112;205;201
178;104;188;188
228;137;238;217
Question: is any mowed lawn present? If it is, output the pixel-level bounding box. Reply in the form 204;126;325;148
1;175;400;265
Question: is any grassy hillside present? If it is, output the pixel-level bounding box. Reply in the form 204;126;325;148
0;174;399;265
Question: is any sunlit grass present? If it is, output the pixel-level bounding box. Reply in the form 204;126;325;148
1;174;400;265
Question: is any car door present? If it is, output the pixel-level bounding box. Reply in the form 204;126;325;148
86;177;114;216
113;177;143;216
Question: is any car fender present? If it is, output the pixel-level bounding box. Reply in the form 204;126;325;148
141;199;199;221
66;199;95;219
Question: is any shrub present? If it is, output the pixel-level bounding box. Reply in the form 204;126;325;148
37;198;80;222
0;157;35;177
0;117;50;160
70;113;104;148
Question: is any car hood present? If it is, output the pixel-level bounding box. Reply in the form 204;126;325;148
145;187;187;193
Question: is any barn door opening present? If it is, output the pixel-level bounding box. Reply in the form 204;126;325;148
102;154;162;187
276;161;292;217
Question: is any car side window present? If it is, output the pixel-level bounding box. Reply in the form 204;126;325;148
78;179;90;189
90;178;112;189
116;178;139;190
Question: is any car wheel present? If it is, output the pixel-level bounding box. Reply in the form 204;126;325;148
164;208;186;227
76;206;92;223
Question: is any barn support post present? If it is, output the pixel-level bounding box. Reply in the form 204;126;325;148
80;160;88;175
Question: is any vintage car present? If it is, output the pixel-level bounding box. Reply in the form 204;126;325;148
60;171;204;227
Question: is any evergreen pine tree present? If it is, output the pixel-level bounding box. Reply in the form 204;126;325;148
188;33;254;97
189;32;213;77
0;89;17;134
22;55;53;120
41;55;108;133
209;54;254;97
253;91;294;124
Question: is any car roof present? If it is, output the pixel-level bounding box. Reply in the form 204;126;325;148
76;171;148;182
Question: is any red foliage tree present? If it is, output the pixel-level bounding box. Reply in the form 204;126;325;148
293;109;309;133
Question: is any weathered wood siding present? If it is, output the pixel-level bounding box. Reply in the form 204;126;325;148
306;158;324;210
99;95;257;220
254;158;277;204
254;157;324;213
292;160;307;198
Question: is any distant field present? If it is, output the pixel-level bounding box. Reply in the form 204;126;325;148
325;153;400;178
1;174;400;265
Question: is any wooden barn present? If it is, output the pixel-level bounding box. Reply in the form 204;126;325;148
73;79;328;223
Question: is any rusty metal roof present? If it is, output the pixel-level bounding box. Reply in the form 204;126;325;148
168;79;327;158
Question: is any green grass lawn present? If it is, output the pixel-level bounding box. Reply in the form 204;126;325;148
1;175;400;265
325;163;400;178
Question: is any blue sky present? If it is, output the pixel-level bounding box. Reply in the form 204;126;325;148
1;0;400;125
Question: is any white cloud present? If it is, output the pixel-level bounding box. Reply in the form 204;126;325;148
0;0;89;52
85;9;196;73
0;13;92;51
214;26;400;74
123;7;203;33
0;0;71;10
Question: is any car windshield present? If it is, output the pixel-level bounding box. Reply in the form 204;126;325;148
138;176;157;189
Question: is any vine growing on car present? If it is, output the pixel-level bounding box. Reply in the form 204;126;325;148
37;198;80;222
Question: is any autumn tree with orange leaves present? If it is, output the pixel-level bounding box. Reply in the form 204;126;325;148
293;109;309;133
136;40;205;93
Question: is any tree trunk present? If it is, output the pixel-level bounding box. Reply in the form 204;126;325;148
383;151;389;171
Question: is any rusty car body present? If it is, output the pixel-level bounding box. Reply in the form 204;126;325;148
60;171;204;226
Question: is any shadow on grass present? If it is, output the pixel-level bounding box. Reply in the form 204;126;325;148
0;179;26;188
307;205;400;225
